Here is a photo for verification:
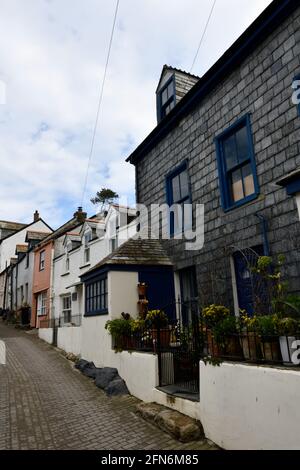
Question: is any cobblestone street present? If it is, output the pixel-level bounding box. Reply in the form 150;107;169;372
0;323;214;450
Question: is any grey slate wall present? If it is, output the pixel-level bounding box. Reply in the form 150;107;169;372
134;6;300;307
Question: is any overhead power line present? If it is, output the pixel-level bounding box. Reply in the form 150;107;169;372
81;0;120;207
190;0;217;73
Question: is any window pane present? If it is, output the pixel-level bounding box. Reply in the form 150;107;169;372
180;170;189;199
161;88;168;105
231;168;244;202
172;175;180;202
174;204;183;233
236;126;249;163
242;163;255;196
223;134;237;170
167;82;173;99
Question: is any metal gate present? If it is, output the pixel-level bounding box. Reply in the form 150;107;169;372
157;300;202;397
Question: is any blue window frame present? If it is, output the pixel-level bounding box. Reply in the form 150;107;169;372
293;73;300;116
166;161;191;236
157;75;176;121
85;275;108;316
215;114;259;211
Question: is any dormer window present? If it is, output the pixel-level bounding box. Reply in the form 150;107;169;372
84;231;92;264
157;76;175;121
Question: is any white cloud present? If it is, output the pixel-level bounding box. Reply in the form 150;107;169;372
0;0;272;227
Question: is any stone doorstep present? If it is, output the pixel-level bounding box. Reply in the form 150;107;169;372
136;402;205;444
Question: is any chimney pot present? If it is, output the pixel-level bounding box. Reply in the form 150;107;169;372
74;206;87;223
34;210;40;222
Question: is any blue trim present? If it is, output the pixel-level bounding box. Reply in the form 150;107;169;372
85;274;108;317
165;160;192;236
156;74;176;122
215;114;259;212
286;178;300;196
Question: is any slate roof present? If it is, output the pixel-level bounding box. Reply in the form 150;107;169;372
83;237;173;276
37;218;82;248
0;220;27;231
127;0;298;165
25;230;52;242
15;244;28;253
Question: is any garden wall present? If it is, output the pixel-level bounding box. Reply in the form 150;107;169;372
38;327;53;344
57;326;81;356
200;361;300;450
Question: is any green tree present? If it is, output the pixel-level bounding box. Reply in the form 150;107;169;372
90;188;119;212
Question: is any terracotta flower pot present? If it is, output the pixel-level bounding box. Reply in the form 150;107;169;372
224;335;243;358
137;284;147;297
206;329;220;357
240;332;261;360
260;338;281;362
152;328;171;348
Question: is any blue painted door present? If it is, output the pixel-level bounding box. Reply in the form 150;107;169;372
138;268;176;321
233;252;254;315
233;245;264;316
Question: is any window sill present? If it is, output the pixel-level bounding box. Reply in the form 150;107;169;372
84;310;108;317
79;263;91;270
222;192;259;213
61;272;70;277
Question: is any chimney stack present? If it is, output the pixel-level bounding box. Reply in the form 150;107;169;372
33;210;40;222
74;206;87;223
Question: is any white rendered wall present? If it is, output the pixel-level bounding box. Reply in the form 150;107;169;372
0;220;50;272
199;361;300;450
38;327;53;344
57;326;82;355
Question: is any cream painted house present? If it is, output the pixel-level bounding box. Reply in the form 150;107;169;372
48;206;137;353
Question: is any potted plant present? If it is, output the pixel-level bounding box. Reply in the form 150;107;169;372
212;315;242;358
105;318;133;350
137;299;149;317
137;283;147;297
238;313;261;361
202;304;230;357
278;317;300;365
145;310;170;348
256;315;280;361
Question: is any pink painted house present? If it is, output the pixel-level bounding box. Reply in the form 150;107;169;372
31;208;87;328
31;240;53;328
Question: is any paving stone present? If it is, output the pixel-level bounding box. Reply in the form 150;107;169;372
0;323;216;450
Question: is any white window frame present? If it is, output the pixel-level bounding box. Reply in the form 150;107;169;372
39;250;45;271
83;230;92;264
62;294;72;323
37;292;47;316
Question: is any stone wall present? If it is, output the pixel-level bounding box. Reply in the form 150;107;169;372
135;6;300;305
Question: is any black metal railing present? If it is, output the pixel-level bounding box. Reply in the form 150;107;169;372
114;302;300;396
39;318;56;329
203;326;300;366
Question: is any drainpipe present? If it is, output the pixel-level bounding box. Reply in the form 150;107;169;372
15;263;18;311
3;262;8;309
256;213;270;256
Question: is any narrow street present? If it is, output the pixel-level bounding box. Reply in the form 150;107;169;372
0;323;213;450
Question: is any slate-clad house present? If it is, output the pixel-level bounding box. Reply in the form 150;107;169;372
127;0;300;316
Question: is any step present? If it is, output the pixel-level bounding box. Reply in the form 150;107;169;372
136;402;205;443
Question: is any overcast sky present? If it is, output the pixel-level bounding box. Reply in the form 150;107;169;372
0;0;273;228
